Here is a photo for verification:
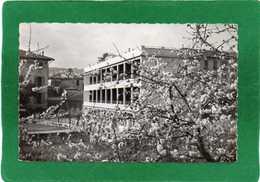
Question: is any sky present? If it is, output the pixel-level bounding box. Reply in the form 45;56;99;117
19;23;192;68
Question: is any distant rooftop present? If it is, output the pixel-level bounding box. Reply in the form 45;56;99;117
19;49;54;61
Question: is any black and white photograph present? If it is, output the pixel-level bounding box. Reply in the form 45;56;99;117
19;23;237;162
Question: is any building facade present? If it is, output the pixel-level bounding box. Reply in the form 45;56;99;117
19;50;54;112
48;75;84;111
83;46;230;111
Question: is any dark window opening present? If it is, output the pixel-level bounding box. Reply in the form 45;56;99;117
102;69;106;82
107;89;111;103
112;66;117;81
125;87;131;105
118;64;124;80
93;90;96;102
36;93;42;104
97;90;100;103
125;63;131;79
204;60;209;70
93;76;96;84
102;89;105;103
106;68;111;82
76;79;80;86
90;77;92;84
38;62;43;67
213;60;218;70
112;88;117;104
36;76;43;87
97;71;101;83
118;88;123;104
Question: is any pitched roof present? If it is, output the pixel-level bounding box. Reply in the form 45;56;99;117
19;49;54;61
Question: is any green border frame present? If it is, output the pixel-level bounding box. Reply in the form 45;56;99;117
1;1;260;182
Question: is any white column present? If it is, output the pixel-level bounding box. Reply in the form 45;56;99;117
116;64;119;81
104;68;107;82
99;89;102;103
105;89;107;103
131;87;133;104
100;69;102;83
131;61;134;79
123;63;126;80
110;66;113;82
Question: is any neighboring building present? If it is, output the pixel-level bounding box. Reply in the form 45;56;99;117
48;76;83;91
19;49;54;113
48;68;84;112
83;46;234;111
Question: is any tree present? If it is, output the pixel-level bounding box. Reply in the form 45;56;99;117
66;68;74;78
83;24;237;162
98;53;116;62
20;24;237;162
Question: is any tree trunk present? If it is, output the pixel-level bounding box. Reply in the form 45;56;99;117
196;128;216;162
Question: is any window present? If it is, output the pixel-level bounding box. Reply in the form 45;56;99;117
93;76;96;84
213;60;218;70
93;90;96;102
112;66;117;81
204;60;209;70
76;79;80;86
97;90;100;103
102;89;105;103
36;93;42;104
38;62;43;67
125;87;131;105
125;63;131;79
36;77;43;87
118;88;124;104
112;89;117;104
106;68;111;82
97;73;101;83
102;69;106;82
118;64;124;80
107;89;111;103
90;76;92;84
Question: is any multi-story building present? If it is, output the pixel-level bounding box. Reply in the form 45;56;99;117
83;46;231;111
19;49;54;113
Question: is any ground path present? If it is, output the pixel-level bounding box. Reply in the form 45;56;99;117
25;123;72;134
